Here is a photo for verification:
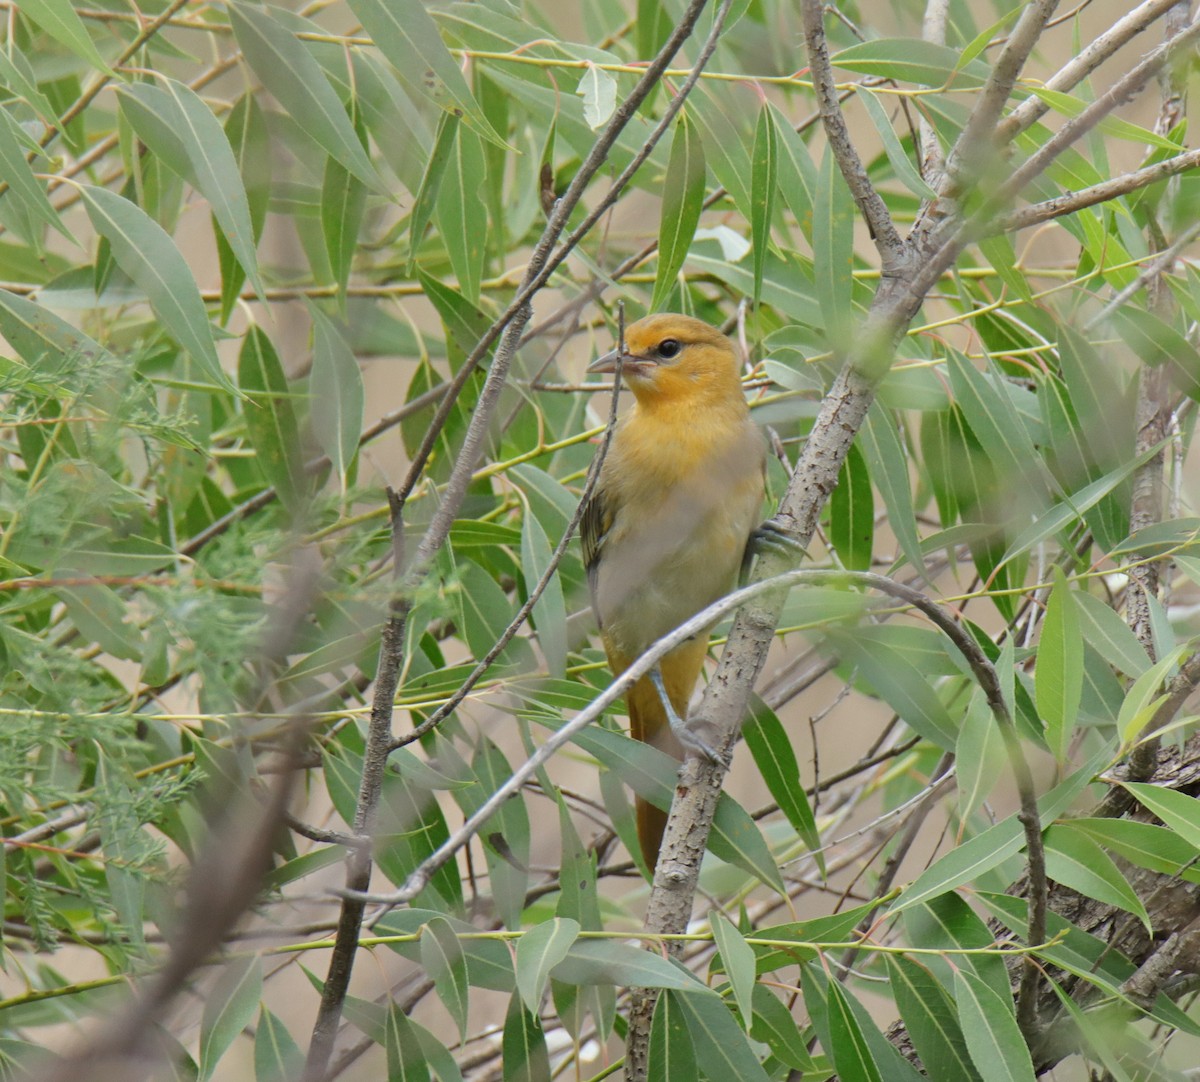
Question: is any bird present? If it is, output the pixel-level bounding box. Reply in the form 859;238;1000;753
581;313;766;871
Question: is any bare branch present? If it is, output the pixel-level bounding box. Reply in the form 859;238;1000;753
998;0;1186;141
800;0;907;271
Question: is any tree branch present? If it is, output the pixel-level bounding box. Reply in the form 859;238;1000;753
800;0;907;271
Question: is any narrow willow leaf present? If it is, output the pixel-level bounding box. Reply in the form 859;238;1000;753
830;441;872;570
749;103;777;307
308;306;364;485
1036;568;1083;762
0;288;115;369
520;510;566;678
219;92;271;322
552;939;700;990
1068;817;1200;879
576;61;617;130
17;0;113;74
229;3;382;191
956;689;1004;822
119;79;265;299
0;108;73;245
384;1000;430;1082
1043;825;1152;933
502;992;550;1082
748;985;815;1071
1074;591;1151;679
814;145;854;348
199;956;262;1080
321;102;368;302
409;113;460;265
516;917;580;1014
254;1007;303;1082
420;917;470;1042
769;103;817;236
238;326;305;508
826;980;885;1082
1122;782;1200;851
886;955;981;1082
652;111;705;311
687;86;753;222
649;990;698;1080
434;124;487;305
831;38;988;87
857;88;935;198
80;185;230;390
1117;646;1187;745
347;0;501;144
860;404;925;576
58;574;143;661
671;988;773;1082
711;911;756;1031
742;697;822;870
954;970;1036;1082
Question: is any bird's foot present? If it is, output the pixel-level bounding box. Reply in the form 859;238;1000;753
751;517;808;561
648;665;727;766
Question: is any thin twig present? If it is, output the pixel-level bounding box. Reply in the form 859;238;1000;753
800;0;907;271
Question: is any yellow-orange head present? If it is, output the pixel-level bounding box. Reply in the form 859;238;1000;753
588;314;745;410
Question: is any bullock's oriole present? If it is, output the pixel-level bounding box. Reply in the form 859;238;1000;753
582;314;766;869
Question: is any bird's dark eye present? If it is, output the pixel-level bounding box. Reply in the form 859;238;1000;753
657;338;682;359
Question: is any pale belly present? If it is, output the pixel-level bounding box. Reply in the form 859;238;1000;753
594;484;757;659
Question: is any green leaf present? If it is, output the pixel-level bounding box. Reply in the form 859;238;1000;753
749;103;777;308
670;988;774;1082
58;573;143;661
954;970;1036;1082
886;955;981;1082
688;86;753;223
0;288;116;370
857;89;935;198
831;38;988;87
742;697;822;870
321;102;368;304
1043;824;1151;934
1067;817;1200;880
228;3;383;192
516;918;579;1015
1074;592;1151;679
80;185;231;391
860;403;925;575
0;108;74;245
254;1007;304;1082
1116;645;1187;745
502;991;551;1082
199;956;262;1080
1036;568;1083;762
814;145;855;348
1029;87;1182;152
652;111;706;311
409;113;461;265
17;0;113;74
826;980;884;1082
238;326;305;508
347;0;502;144
520;509;566;678
830;441;873;570
956;689;1004;822
118;79;265;300
552;939;700;990
576;61;617;130
1122;782;1200;851
308;306;364;486
748;985;815;1071
710;911;755;1031
384;999;431;1082
420;917;470;1042
649;989;699;1079
1112;306;1200;401
434;124;487;305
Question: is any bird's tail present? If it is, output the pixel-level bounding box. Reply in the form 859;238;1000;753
622;637;709;871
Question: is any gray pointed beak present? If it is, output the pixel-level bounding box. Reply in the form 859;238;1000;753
588;347;653;374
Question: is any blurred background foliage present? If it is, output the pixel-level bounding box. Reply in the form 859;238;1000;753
3;0;1200;1078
